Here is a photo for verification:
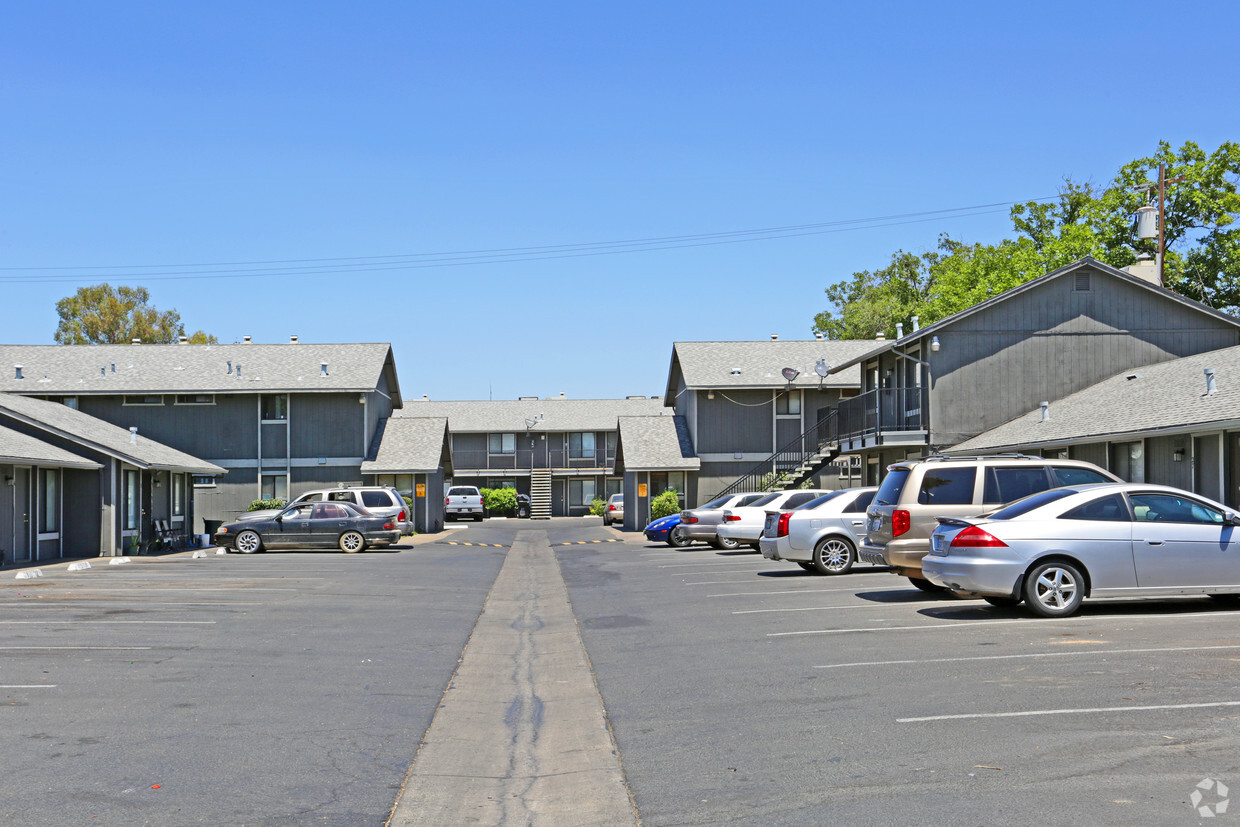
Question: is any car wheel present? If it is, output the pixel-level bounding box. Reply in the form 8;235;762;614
339;531;365;554
475;512;485;522
712;535;739;551
812;536;855;576
235;530;262;554
667;525;691;548
1023;560;1084;617
907;576;947;593
983;595;1022;608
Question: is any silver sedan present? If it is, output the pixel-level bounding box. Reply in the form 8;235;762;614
760;488;877;574
922;483;1240;617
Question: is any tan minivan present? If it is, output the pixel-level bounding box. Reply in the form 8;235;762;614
859;455;1120;591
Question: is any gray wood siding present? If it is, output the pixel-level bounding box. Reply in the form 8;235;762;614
696;390;773;453
1147;435;1192;490
261;424;288;459
925;267;1240;449
1069;442;1108;469
289;394;365;457
1195;434;1222;501
291;466;364;490
77;394;258;460
192;466;256;524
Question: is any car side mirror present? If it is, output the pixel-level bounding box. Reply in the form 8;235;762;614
1226;514;1240;528
275;514;284;522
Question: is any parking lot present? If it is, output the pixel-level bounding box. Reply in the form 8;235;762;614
5;522;1240;824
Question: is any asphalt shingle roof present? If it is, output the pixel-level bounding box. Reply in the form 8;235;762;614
361;417;449;474
398;397;669;432
0;424;101;469
0;393;225;474
665;340;875;403
0;342;401;404
949;344;1240;453
616;415;699;471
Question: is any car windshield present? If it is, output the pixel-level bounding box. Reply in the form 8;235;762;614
750;493;781;508
988;488;1078;520
702;496;732;509
874;468;910;506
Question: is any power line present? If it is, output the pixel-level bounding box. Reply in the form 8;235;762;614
0;197;1055;285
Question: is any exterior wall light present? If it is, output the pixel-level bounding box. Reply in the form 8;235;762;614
930;336;941;352
1173;448;1186;462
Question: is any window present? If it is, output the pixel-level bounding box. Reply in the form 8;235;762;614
875;468;911;506
917;468;976;506
377;474;414;497
783;492;818;508
847;490;876;512
62;397;78;410
261;394;288;421
1129;493;1225;525
38;468;58;533
1111;441;1145;483
569;478;596;506
1060;493;1129;522
123;395;163;406
327;491;358;503
488;433;516;454
361;490;396;508
776;391;801;415
124;469;139;531
1051;466;1114;487
172;474;185;516
983;467;1051;504
193;475;217;488
175;394;215;405
261;474;288;501
667;472;684;494
569;432;595;459
605;431;617;456
315;502;350;519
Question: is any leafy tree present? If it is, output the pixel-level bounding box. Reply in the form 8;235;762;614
54;284;217;345
814;141;1240;335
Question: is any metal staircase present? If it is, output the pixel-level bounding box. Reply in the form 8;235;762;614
711;410;842;501
530;469;552;520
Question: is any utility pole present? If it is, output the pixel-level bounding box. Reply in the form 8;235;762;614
1156;162;1185;286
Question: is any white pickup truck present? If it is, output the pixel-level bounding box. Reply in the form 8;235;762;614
445;485;485;521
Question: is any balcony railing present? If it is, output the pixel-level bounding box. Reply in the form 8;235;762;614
836;387;925;442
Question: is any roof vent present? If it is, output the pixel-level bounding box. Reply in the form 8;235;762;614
422;394;429;401
519;396;538;401
235;364;242;379
814;332;823;340
290;335;299;344
1040;401;1050;422
226;360;233;375
896;323;904;338
178;335;188;344
100;366;106;377
875;333;886;340
129;426;138;445
1126;372;1142;381
243;335;253;344
558;392;565;399
911;315;920;332
110;363;116;373
1206;368;1217;396
14;366;22;380
131;338;141;345
730;368;742;375
320;362;329;377
770;334;779;341
626;395;647;399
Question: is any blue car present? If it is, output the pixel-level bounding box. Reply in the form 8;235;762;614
644;514;690;547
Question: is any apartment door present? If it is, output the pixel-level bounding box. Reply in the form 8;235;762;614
12;467;31;563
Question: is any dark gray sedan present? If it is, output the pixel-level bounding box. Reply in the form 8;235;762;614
923;483;1240;617
214;501;400;554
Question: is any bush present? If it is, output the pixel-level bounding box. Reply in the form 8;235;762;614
480;487;518;516
651;489;681;520
403;496;413;509
248;497;287;512
589;497;607;517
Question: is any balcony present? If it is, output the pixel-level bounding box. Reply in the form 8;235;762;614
835;387;928;449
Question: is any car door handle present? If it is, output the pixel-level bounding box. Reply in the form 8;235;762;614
1145;539;1164;545
851;520;864;526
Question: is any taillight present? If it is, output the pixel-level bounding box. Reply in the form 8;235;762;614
892;510;911;537
383;521;395;530
950;526;1008;548
608;504;617;512
683;515;698;524
724;515;741;522
445;497;450;506
398;510;406;522
776;512;793;537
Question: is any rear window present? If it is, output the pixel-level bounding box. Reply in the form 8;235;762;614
327;491;358;503
1060;493;1129;522
874;468;911;506
736;494;766;507
448;487;477;496
1051;466;1114;486
361;490;394;508
917;467;976;506
782;492;819;508
848;490;876;512
703;496;731;509
750;494;780;508
983;467;1050;504
797;490;853;510
989;488;1077;520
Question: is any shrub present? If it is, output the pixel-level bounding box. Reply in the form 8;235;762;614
403;496;413;509
248;497;287;512
481;487;518;516
651;489;681;520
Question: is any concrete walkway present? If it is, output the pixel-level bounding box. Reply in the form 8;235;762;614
388;530;638;826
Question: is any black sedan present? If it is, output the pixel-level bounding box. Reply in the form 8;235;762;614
214;501;400;554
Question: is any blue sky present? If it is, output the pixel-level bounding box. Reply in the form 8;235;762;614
2;1;1236;400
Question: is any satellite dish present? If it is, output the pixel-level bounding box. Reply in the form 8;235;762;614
814;359;831;378
781;367;800;382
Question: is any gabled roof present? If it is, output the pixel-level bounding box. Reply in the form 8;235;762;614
948;344;1240;453
615;415;699;472
828;257;1240;375
663;340;875;404
0;393;224;474
361;417;451;475
0;342;402;406
0;424;101;469
400;397;668;432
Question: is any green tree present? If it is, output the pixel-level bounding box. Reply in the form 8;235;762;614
814;141;1240;335
54;284;217;345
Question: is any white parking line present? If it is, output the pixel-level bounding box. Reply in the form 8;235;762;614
817;643;1240;669
658;561;776;568
686;578;795;585
0;620;216;625
899;700;1240;723
0;685;57;689
708;587;864;598
671;568;772;576
0;646;152;650
735;600;945;615
770;609;1240;637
